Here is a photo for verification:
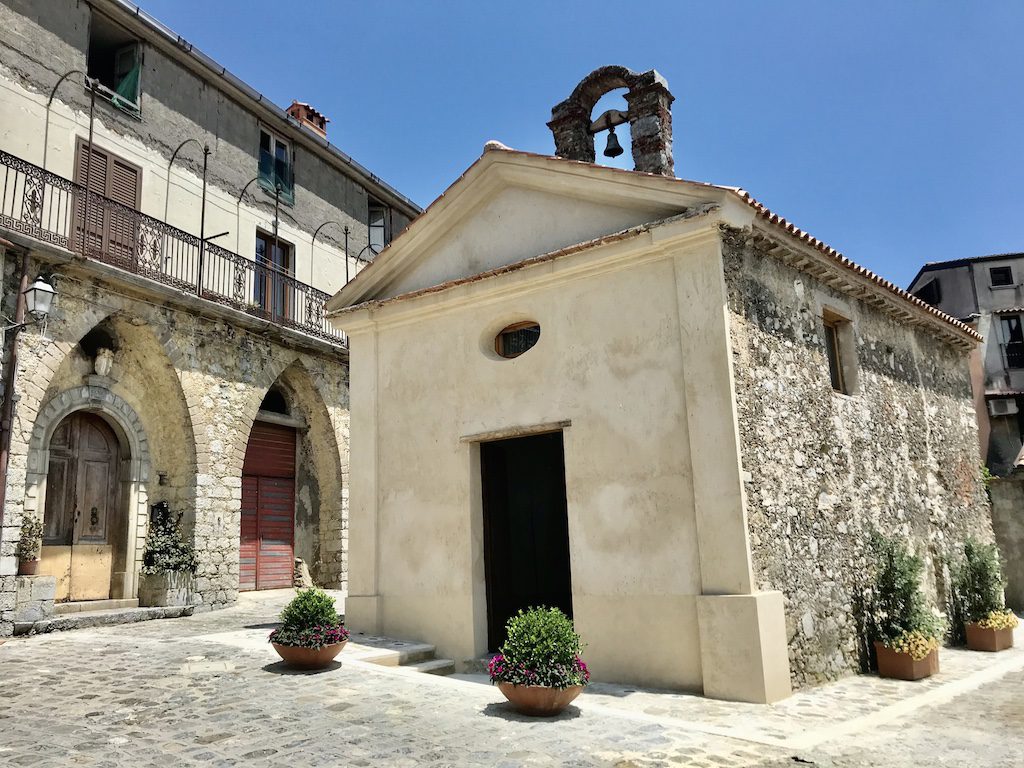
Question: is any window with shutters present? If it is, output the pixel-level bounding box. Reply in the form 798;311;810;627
73;138;142;265
821;309;858;395
87;13;142;114
368;200;388;253
255;230;295;320
258;129;294;204
1001;315;1024;370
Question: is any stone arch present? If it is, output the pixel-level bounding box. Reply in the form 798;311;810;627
548;65;675;176
25;384;152;599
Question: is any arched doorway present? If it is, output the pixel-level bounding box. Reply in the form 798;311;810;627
240;388;297;590
40;412;126;602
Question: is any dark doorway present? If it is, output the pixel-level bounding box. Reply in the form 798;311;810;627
481;431;572;651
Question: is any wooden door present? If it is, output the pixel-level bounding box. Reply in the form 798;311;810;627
41;413;121;601
481;431;573;651
240;421;296;590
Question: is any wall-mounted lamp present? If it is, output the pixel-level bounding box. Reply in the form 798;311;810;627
4;275;57;332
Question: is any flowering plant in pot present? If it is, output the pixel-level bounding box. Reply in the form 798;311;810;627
269;587;349;669
15;516;43;576
869;533;944;680
139;502;197;607
954;539;1018;652
489;606;590;716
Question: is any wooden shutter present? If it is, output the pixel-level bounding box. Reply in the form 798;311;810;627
72;139;141;264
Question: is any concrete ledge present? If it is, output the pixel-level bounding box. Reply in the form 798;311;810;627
17;604;194;635
697;591;792;704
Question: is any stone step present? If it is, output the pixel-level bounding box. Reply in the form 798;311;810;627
347;634;438;667
54;598;140;615
20;605;194;635
404;658;456;676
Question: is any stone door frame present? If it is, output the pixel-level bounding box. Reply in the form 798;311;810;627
26;384;151;600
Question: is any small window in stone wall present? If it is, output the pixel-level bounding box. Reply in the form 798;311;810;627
495;322;541;359
822;311;857;395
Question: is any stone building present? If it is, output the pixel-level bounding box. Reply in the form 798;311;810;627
0;0;419;636
327;67;993;702
907;253;1024;476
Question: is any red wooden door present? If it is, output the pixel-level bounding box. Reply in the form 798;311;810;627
240;421;296;590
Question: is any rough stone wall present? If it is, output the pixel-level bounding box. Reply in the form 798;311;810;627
0;249;349;636
721;227;993;689
990;476;1024;611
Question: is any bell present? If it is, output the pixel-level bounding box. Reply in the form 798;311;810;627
603;126;624;158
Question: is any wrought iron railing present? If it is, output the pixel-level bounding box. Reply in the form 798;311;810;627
0;149;343;344
1001;343;1024;371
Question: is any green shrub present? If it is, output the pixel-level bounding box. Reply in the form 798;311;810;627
15;516;43;561
954;539;1007;624
489;607;590;689
279;588;340;630
141;502;197;575
869;532;944;646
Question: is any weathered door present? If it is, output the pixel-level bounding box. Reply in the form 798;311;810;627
240;421;296;590
481;431;573;651
41;413;121;601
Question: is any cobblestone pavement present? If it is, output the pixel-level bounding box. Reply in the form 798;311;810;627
0;592;1021;767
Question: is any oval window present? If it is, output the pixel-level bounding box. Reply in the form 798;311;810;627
495;322;540;359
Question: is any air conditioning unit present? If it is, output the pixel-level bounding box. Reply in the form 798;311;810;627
988;398;1019;417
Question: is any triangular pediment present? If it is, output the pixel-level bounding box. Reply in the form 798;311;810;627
328;148;731;309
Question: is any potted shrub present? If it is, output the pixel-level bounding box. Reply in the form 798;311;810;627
15;516;43;576
489;606;590;716
138;502;197;607
955;539;1019;652
269;587;349;669
869;533;944;680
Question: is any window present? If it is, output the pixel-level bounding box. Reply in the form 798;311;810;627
1001;315;1024;370
255;231;294;320
990;266;1014;287
822;311;856;395
913;278;942;307
87;14;142;113
258;129;294;204
495;322;541;359
368;201;388;253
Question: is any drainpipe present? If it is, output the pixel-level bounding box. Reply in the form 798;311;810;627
0;249;32;531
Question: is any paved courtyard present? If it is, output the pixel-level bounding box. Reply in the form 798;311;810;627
1;591;1022;767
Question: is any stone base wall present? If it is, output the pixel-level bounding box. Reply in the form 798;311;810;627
990;476;1024;611
722;228;993;689
1;251;350;636
13;575;55;631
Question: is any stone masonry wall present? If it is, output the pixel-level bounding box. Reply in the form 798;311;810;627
0;249;349;636
721;227;993;689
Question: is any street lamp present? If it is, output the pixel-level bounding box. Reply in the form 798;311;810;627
24;276;56;320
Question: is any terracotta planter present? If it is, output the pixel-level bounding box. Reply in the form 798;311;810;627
874;640;939;680
497;682;583;716
271;640;346;669
965;623;1014;652
16;559;39;576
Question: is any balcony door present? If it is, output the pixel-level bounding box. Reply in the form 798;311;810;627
73;138;141;267
255;231;294;321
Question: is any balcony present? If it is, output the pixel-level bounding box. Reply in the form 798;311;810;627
1002;342;1024;371
0;149;342;344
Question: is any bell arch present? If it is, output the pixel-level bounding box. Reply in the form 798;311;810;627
547;65;675;176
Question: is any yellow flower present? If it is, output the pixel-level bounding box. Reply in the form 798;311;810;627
886;630;939;661
978;610;1020;631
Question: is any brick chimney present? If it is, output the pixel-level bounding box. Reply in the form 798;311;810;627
287;101;330;139
548;66;674;177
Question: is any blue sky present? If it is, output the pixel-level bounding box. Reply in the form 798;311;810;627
139;0;1023;288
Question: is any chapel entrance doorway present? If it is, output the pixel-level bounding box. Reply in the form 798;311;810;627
40;412;124;602
240;420;296;590
480;430;573;651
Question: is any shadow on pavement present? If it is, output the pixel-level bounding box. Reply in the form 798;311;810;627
480;702;582;721
262;660;342;675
